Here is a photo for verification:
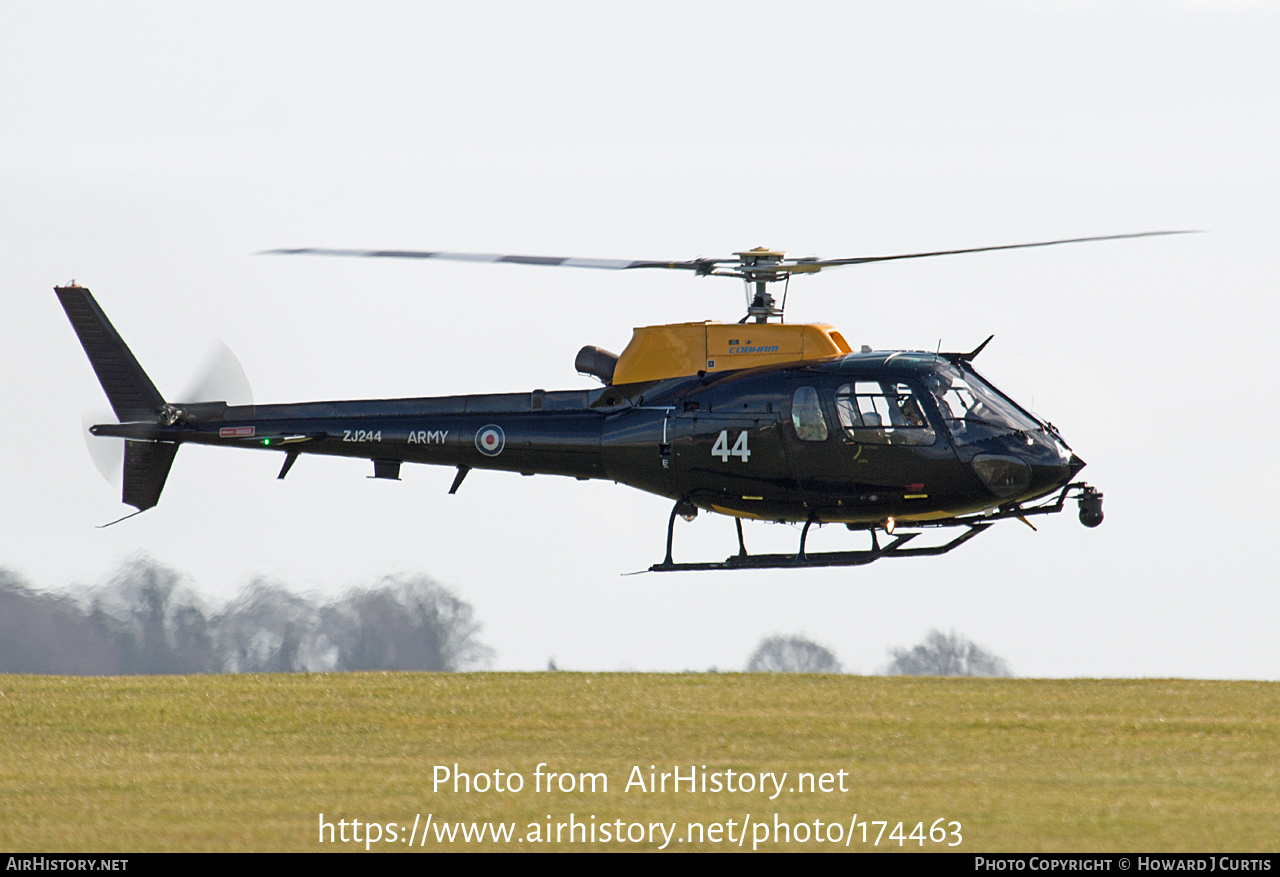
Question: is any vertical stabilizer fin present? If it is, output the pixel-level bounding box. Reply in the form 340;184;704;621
55;285;165;421
122;440;178;512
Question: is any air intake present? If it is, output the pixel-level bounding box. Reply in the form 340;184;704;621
574;346;618;384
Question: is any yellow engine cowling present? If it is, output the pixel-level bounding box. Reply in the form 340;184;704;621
611;322;852;385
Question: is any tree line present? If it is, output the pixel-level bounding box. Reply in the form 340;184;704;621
0;559;492;674
0;558;1011;676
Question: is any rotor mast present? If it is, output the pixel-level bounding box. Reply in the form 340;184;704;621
733;247;790;323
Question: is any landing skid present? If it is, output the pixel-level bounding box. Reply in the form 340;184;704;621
646;482;1093;573
649;523;992;572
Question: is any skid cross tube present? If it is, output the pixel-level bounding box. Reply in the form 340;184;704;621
662;501;681;567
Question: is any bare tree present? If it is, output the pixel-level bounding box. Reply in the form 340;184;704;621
883;629;1012;677
323;575;494;672
0;570;122;674
91;557;218;674
214;579;331;673
746;635;842;673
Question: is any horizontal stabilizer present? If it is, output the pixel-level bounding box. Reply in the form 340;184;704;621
122;441;178;512
55;285;165;422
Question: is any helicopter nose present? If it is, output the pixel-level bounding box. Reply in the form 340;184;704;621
1037;435;1085;486
1028;460;1075;496
1025;448;1085;498
1019;439;1084;499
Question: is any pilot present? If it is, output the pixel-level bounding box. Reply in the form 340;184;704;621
899;396;927;428
923;374;964;438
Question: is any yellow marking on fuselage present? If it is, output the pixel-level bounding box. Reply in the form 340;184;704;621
711;504;770;520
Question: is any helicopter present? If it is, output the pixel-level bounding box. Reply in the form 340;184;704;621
57;232;1179;572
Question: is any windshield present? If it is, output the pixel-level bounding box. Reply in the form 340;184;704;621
922;363;1042;445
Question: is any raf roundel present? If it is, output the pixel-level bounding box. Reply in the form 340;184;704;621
475;425;505;457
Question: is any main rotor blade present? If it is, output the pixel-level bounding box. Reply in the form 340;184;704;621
263;230;1195;280
802;230;1195;270
262;248;720;272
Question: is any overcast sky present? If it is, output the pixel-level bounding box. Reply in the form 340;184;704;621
2;1;1276;677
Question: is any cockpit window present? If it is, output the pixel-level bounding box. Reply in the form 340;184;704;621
922;364;1041;446
791;386;829;441
835;382;936;446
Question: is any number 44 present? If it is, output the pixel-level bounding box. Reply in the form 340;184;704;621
711;430;751;463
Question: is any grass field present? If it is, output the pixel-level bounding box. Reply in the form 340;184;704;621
1;673;1275;852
